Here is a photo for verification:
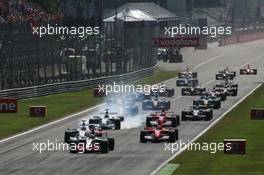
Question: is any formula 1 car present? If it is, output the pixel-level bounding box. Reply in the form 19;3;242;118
178;68;198;78
68;133;115;154
142;95;171;110
193;95;221;109
181;85;206;96
158;87;175;97
181;105;213;121
215;68;236;80
64;120;103;144
214;80;238;96
240;65;257;75
157;48;168;61
140;125;178;143
89;109;124;130
146;110;180;127
176;78;198;87
151;83;175;97
204;89;227;101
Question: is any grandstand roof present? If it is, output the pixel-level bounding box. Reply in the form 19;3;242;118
103;2;177;22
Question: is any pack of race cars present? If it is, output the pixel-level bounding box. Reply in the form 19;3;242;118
64;65;257;152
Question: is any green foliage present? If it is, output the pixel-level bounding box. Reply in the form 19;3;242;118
28;0;60;13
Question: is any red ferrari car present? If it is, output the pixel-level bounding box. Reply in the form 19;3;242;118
140;125;178;143
146;111;180;127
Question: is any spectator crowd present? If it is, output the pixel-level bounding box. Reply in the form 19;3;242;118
0;0;61;25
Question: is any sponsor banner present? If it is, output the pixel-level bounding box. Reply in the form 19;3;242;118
0;98;18;113
250;108;264;120
152;37;199;47
29;106;46;117
224;139;246;154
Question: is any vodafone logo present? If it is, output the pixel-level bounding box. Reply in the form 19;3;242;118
152;37;199;47
0;99;18;113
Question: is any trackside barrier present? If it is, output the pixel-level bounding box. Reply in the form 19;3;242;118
0;65;158;99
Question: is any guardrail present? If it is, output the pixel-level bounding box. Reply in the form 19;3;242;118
0;65;158;99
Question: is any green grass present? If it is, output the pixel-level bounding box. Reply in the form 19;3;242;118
171;85;264;175
0;69;177;139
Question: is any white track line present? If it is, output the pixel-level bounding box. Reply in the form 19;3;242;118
0;104;105;143
150;82;263;175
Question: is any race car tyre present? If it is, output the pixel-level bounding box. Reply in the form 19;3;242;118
176;80;181;86
214;101;221;109
140;131;147;143
232;89;238;96
114;120;121;130
174;129;179;140
240;69;244;74
108;138;115;151
168;131;176;143
170;116;180;127
254;69;257;74
181;89;187;96
193;101;198;106
100;140;109;154
220;94;227;101
215;74;220;80
168;89;175;97
205;112;212;121
232;84;238;88
193;72;198;78
119;116;124;122
181;112;187;121
170;117;177;127
146;117;152;127
167;101;171;110
64;129;77;144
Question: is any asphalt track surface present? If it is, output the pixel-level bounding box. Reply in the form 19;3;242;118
1;40;264;175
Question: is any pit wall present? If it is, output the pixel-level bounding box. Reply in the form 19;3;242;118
220;30;264;46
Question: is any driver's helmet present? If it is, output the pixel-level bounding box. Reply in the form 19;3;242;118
157;125;162;130
104;114;109;118
81;126;87;131
246;64;250;69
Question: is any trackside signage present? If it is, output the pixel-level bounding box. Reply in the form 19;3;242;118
29;106;46;117
0;98;18;113
152;37;199;47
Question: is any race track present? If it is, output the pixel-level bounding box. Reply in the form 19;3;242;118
1;40;264;175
